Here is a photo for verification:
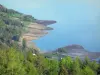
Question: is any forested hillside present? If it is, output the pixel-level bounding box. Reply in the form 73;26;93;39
0;4;36;46
0;4;100;75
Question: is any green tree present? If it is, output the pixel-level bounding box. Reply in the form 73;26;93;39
58;65;68;75
72;57;82;75
0;47;26;75
58;60;68;75
48;60;58;75
25;61;38;75
61;56;73;73
6;48;25;75
22;38;27;50
83;66;95;75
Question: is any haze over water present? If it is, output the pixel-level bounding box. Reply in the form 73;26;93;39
1;0;100;52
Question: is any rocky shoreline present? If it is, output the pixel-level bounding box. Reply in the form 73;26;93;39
20;20;56;49
22;20;56;41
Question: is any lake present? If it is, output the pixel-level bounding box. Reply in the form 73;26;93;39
33;21;100;52
31;1;100;52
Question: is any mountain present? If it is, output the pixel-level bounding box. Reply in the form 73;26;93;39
44;44;100;60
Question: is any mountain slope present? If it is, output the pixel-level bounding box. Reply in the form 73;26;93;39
44;44;100;60
0;4;56;49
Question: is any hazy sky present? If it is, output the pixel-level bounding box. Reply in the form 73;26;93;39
0;0;100;21
0;0;100;9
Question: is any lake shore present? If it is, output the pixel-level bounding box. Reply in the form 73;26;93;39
19;20;56;50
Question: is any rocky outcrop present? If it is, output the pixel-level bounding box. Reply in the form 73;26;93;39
22;20;56;41
22;23;47;41
44;44;100;60
35;20;56;26
59;45;100;60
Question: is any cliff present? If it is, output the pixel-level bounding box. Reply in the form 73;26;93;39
35;20;56;26
20;20;56;49
22;21;56;41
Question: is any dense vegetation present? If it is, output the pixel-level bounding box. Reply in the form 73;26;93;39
0;4;100;75
0;45;99;75
0;4;36;45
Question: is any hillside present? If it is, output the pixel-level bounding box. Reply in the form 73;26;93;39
0;4;35;45
44;44;100;60
0;4;56;48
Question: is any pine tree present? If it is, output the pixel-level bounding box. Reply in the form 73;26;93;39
22;38;27;50
58;65;68;75
72;57;82;75
83;66;95;75
61;56;73;74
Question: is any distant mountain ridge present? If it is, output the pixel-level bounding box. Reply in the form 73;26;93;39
64;44;84;49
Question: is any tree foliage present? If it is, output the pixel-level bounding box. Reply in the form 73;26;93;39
0;45;99;75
